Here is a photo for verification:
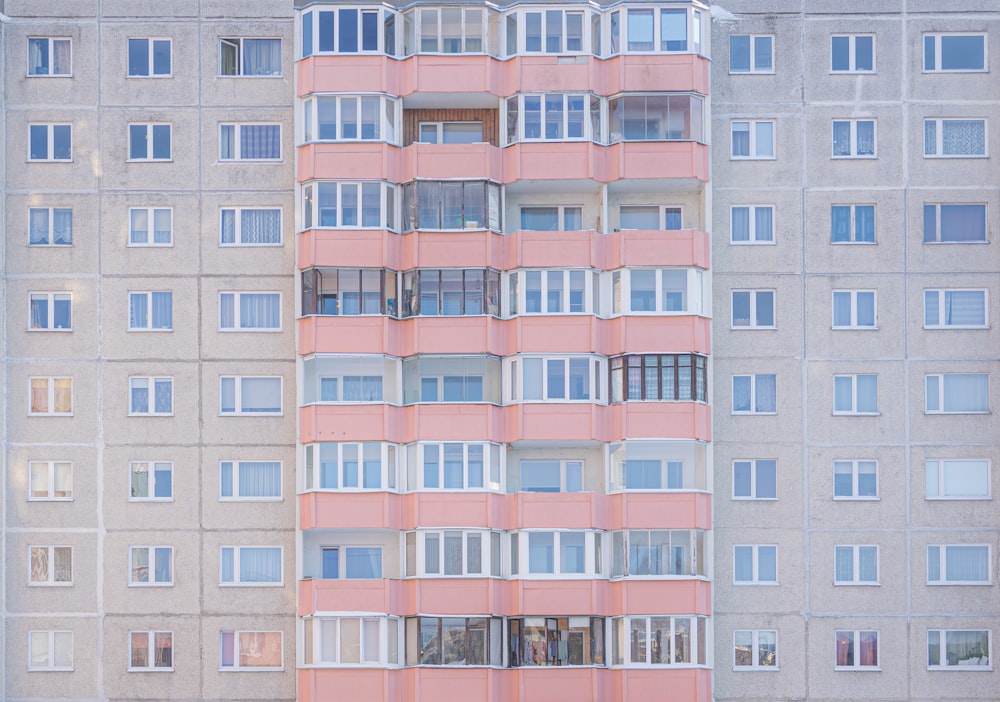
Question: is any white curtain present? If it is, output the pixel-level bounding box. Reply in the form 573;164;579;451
243;39;281;75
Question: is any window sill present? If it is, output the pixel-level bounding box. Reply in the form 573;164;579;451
732;581;780;586
126;159;174;163
126;329;174;333
27;328;73;332
219;412;284;417
28;413;74;418
732;496;778;501
217;74;283;79
832;326;879;331
218;328;283;333
219;497;284;503
924;325;989;330
27;667;74;672
730;156;776;161
127;243;174;248
128;667;173;672
27;74;74;78
832;412;880;417
835;666;881;671
925;496;992;501
128;413;175;418
128;498;174;503
927;665;993;671
28;497;74;502
831;240;878;245
219;582;284;588
128;582;174;588
27;160;73;164
829;70;877;75
831;155;877;160
923;240;989;245
833;496;880;501
218;159;283;164
127;74;173;79
925;411;992;416
219;667;285;672
731;411;777;416
730;240;777;246
730;326;776;331
728;71;775;76
927;581;993;586
28;582;73;587
924;153;989;159
733;666;780;672
834;581;880;586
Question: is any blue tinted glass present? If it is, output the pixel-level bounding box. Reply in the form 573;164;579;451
322;549;339;578
831;36;850;70
319;12;335;52
753;36;772;71
129;125;146;159
52;125;71;159
302;11;313;56
339;9;358;52
128;38;149;75
29;38;49;74
29;125;48;159
362;11;378;51
153;125;170;159
152;40;170;74
757;460;777;498
923;35;935;70
941;35;984;70
855;36;873;70
730;35;750;71
154;466;172;497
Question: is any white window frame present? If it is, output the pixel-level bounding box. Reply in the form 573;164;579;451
519;458;585;493
832;290;877;329
305;441;399;491
518;8;589;55
732;459;777;500
218;292;282;332
128;631;174;671
923;33;987;73
303;616;399;666
729;34;774;74
505;93;597;143
731;120;775;159
733;630;778;670
832;119;876;158
834;545;879;585
410;441;497;492
408;529;499;577
618;204;684;231
28;123;72;161
302;94;400;144
834;459;879;500
29;545;72;585
219;545;284;586
29;377;72;416
926;459;991;500
219;376;283;416
28;207;73;246
218;37;282;77
29;292;72;331
127;123;172;162
923;203;987;244
127;291;173;331
924;289;988;329
615;267;702;315
730;205;774;244
318;545;383;579
28;631;73;671
835;630;879;670
28;37;72;77
731;290;775;329
733;544;778;585
731;374;777;415
129;461;173;502
925;373;990;414
219;123;282;161
831;34;875;73
926;630;991;669
614;615;705;666
219;630;283;671
219;460;282;501
927;545;991;585
301;180;397;232
29;460;73;501
518;206;585;232
509;269;599;316
831;204;876;244
128;207;173;247
220;207;283;246
127;37;172;77
509;355;603;402
129;546;174;586
128;377;174;416
417;120;484;144
510;530;603;578
924;118;987;158
833;374;878;415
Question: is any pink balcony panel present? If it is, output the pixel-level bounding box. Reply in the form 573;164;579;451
300;669;397;702
407;491;506;529
298;316;517;357
397;55;505;96
601;228;710;269
613;668;711;702
301;578;393;615
399;143;502;181
405;230;505;270
609;579;711;616
612;315;711;356
299;316;389;356
298;229;394;270
516;316;598;354
515;579;605;616
515;491;601;530
614;54;710;94
298;143;396;182
611;142;709;182
298;56;399;96
505;403;612;443
616;402;711;442
609;492;712;531
518;668;612;702
506;229;598;269
300;404;391;443
300;491;398;531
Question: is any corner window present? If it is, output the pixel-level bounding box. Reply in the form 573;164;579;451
834;459;878;499
832;119;876;158
835;631;879;670
220;461;282;500
29;377;72;416
128;291;173;331
834;545;879;584
733;459;777;500
407;617;501;667
220;546;283;585
219;292;281;331
731;290;775;329
128;124;171;161
927;545;990;584
927;630;990;669
729;35;773;73
128;38;171;77
28;124;72;161
220;376;282;415
129;546;173;585
220;208;282;245
609;94;704;143
924;119;987;157
926;459;990;500
732;374;776;414
29;293;72;331
129;208;172;246
831;35;874;72
302;181;397;231
29;207;73;245
129;631;173;671
28;631;73;671
925;373;989;413
28;38;71;76
610;354;707;403
733;545;777;584
219;38;281;76
128;377;173;416
319;546;382;579
730;205;773;243
611;616;704;666
130;461;173;501
29;545;72;585
731;120;774;159
833;374;878;415
833;290;877;329
923;34;986;72
831;204;876;243
303;95;399;144
733;630;777;669
29;461;73;500
219;124;281;161
923;204;987;243
924;289;987;328
219;631;282;670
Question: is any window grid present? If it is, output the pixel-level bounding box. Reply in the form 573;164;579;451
835;630;879;670
731;120;775;159
129;546;173;586
28;124;72;161
834;545;879;585
733;630;777;669
925;459;990;500
923;33;987;72
29;460;73;501
924;118;987;157
28;207;73;245
28;631;73;671
732;459;777;500
29;377;72;416
834;459;879;499
731;290;775;329
29;545;72;585
730;205;774;244
220;631;283;670
29;292;72;331
831;34;874;72
129;631;174;671
729;34;774;73
128;123;172;161
128;38;172;77
832;290;877;329
832;119;876;158
130;461;173;501
128;207;173;246
219;123;282;161
924;289;988;329
128;377;174;416
28;38;72;76
733;545;778;585
833;374;878;415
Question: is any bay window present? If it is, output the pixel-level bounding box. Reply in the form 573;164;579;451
406;441;499;491
302;95;399;144
509;617;604;667
405;529;501;577
301;268;396;316
301;181;396;231
504;93;600;143
510;530;602;577
611;616;706;666
611;529;705;577
507;269;600;316
301;7;387;55
401;269;499;317
509;355;603;402
609;94;704;143
610;354;707;403
401;180;500;232
302;356;394;404
303;617;399;666
407;617;501;666
402;355;500;404
304;442;397;491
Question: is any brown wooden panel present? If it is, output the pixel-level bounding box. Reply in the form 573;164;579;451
403;108;499;146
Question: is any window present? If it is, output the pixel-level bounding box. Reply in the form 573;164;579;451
729;35;773;73
514;356;601;402
926;459;990;500
611;529;704;577
129;377;173;416
831;204;876;243
220;208;282;245
402;356;500;405
520;459;583;493
220;376;282;415
407;617;501;666
304;617;399;666
831;34;874;72
519;206;584;231
733;630;777;669
731;120;774;159
506;93;597;143
129;632;173;671
617;7;690;53
29;545;72;585
733;459;777;500
619;205;683;231
409;441;498;491
129;546;173;585
303;95;399;144
320;546;382;579
129;208;172;246
834;374;878;415
128;38;171;76
301;7;386;55
927;630;990;668
128;124;171;161
29;207;73;245
511;530;601;576
220;461;281;500
610;354;707;403
219;292;281;331
401;180;501;232
413;7;486;53
618;268;699;314
418;121;483;144
29;377;72;416
509;269;598;316
302;357;394;405
219;38;281;76
28;124;71;161
732;374;776;414
924;290;987;328
28;38;71;76
610;616;705;666
615;458;685;491
836;631;879;670
220;631;282;670
220;546;282;585
401;269;500;317
406;530;498;577
925;373;989;413
128;291;173;330
832;119;876;158
29;293;71;331
733;545;777;584
923;204;987;243
220;123;281;161
522;8;586;53
29;461;72;500
130;461;172;501
315;372;383;403
833;291;876;329
730;205;773;243
28;631;73;671
834;460;878;499
925;119;987;157
928;545;990;584
834;545;879;584
731;290;775;329
512;617;605;667
302;181;397;231
924;34;986;72
609;94;705;143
